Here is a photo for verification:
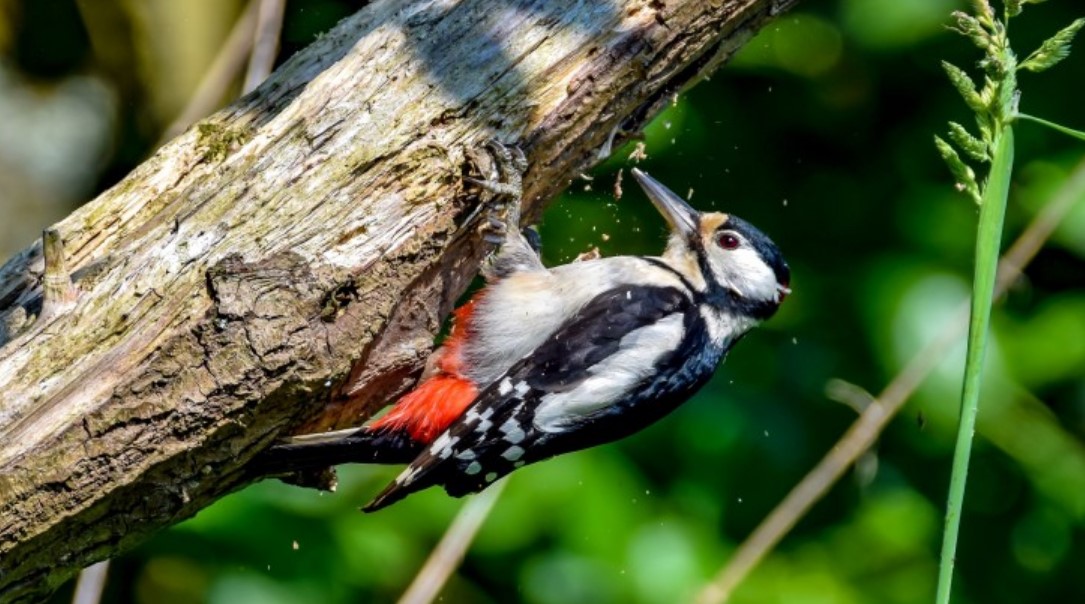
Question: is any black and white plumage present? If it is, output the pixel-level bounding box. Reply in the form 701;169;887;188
357;161;790;511
253;144;789;510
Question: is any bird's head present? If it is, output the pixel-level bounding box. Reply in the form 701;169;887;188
631;168;790;320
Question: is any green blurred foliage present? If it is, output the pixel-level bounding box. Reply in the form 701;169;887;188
1;0;1081;602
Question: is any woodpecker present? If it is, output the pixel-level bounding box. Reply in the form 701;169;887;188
256;142;790;512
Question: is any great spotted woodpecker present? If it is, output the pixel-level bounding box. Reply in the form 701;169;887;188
256;142;790;511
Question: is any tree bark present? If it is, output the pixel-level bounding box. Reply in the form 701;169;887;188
0;0;796;599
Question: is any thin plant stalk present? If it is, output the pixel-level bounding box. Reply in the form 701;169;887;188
158;0;260;144
397;479;507;604
243;0;286;94
936;125;1014;603
1016;113;1085;142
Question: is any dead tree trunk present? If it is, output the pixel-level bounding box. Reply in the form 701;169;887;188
0;0;796;599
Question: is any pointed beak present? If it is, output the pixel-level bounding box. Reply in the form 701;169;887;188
631;168;699;238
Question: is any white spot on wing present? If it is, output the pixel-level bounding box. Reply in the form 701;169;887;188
498;378;513;395
514;381;531;396
499;418;526;444
501;446;525;461
456;450;477;460
465;461;482;475
485;472;498;482
475;406;495;432
429;433;459;456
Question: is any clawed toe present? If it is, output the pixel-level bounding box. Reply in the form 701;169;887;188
465;175;519;198
466;139;526;242
483;140;527;175
466;141;545;280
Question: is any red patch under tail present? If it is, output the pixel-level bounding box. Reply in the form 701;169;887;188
369;375;478;443
369;291;485;444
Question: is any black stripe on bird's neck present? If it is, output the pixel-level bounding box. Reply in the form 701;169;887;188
638;257;697;294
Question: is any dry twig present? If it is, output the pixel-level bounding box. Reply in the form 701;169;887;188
243;0;287;94
398;480;508;604
160;0;259;143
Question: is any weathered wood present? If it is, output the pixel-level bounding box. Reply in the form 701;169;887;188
0;0;796;600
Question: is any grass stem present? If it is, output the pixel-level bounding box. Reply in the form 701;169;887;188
935;124;1015;603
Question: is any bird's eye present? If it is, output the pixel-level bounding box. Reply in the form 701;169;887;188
717;232;741;250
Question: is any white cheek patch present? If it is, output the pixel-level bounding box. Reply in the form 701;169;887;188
711;247;778;302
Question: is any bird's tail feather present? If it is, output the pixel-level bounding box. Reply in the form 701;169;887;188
252;427;421;476
362;480;411;513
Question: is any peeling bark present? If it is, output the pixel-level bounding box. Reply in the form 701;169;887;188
0;0;797;600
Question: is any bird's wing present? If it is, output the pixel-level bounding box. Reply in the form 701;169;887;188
363;284;694;511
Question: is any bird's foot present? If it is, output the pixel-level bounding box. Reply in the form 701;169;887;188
465;140;544;279
465;140;527;245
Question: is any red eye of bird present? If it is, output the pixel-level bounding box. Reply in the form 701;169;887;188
718;232;740;250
